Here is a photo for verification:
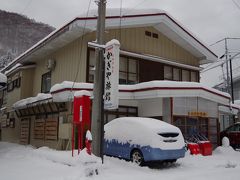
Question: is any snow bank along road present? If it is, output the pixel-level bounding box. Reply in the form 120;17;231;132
0;142;240;180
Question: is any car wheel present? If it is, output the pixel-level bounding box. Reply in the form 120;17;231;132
131;150;144;166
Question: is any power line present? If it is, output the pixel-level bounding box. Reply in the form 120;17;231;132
119;0;123;42
71;0;93;91
202;52;240;73
20;0;34;15
232;0;240;11
121;0;148;15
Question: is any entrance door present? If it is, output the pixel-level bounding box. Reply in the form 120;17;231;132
20;118;31;145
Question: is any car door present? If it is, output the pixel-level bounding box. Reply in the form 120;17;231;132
235;124;240;147
226;125;238;147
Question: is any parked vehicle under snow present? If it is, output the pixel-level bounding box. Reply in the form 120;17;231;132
104;117;186;165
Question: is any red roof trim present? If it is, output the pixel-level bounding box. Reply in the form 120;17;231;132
51;86;230;100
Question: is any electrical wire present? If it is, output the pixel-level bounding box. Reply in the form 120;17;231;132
20;0;34;15
119;0;123;42
71;0;93;93
232;0;240;11
121;0;148;16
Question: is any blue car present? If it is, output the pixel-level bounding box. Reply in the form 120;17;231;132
104;117;185;165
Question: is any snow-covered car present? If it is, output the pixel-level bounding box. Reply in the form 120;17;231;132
104;117;185;165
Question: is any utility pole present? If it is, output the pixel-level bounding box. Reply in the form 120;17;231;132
229;55;234;104
224;38;230;94
91;0;106;162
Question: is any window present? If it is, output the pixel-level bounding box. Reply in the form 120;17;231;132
190;71;198;82
7;81;14;92
87;49;139;85
164;66;172;80
145;31;151;37
182;70;190;81
152;33;159;39
2;88;7;105
119;57;139;84
88;51;96;83
128;58;138;84
173;68;181;81
104;106;138;124
119;57;128;84
41;72;51;93
7;77;21;92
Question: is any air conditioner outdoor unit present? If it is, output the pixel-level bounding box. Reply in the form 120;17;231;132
47;59;56;70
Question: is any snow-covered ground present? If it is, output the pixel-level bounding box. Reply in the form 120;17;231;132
0;142;240;180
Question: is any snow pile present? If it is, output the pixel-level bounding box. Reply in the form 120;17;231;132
50;81;93;102
13;93;52;109
0;142;101;179
86;130;93;141
1;142;240;180
222;137;230;147
33;146;100;166
104;117;185;150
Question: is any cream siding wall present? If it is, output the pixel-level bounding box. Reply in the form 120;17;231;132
32;26;199;96
104;27;199;66
21;69;34;98
32;37;88;96
5;72;21;109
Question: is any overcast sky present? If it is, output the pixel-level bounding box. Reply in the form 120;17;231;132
1;0;240;86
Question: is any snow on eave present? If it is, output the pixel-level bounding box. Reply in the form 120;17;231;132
5;64;36;76
0;72;7;85
13;93;52;109
50;80;230;104
4;63;22;75
231;103;240;110
2;9;217;72
235;99;240;105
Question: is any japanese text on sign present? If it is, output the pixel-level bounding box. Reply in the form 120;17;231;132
104;39;120;109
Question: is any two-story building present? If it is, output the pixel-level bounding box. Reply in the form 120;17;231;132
0;9;237;149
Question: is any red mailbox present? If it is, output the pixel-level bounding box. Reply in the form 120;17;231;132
72;91;91;156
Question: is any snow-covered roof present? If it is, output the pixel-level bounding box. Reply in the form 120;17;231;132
2;8;217;73
0;72;7;86
4;63;22;75
50;80;230;106
13;93;52;109
3;63;36;76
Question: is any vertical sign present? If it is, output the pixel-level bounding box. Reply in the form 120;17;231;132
104;39;120;109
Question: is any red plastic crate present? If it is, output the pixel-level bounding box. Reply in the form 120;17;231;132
198;141;212;156
188;143;200;155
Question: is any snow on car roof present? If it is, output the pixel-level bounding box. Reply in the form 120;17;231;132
105;117;179;133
